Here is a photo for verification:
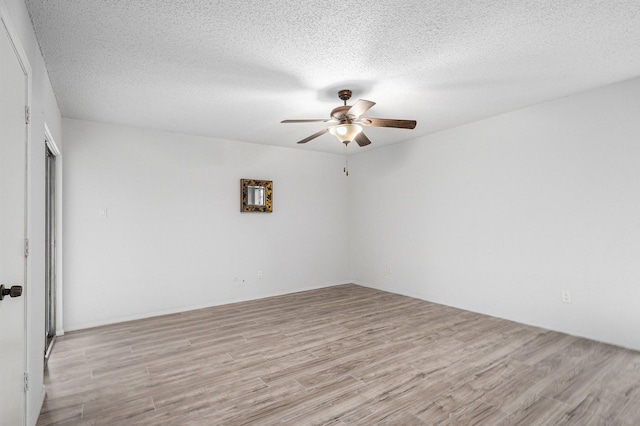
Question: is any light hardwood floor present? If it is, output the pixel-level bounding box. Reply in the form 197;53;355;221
38;284;640;425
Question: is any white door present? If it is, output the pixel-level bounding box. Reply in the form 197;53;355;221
0;12;28;426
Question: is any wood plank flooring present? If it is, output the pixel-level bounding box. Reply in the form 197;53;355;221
38;284;640;425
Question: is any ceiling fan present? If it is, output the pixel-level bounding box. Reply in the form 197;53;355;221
281;90;417;147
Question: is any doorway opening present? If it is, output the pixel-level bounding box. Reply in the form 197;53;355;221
45;142;57;360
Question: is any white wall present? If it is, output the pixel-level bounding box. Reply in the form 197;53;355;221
62;119;349;330
350;77;640;351
1;1;63;424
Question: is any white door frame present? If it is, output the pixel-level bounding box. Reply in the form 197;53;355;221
45;124;64;338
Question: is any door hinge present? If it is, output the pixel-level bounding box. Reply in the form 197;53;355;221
24;373;29;392
24;239;30;257
25;106;30;125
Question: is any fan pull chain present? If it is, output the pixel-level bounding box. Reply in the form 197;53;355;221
343;142;349;176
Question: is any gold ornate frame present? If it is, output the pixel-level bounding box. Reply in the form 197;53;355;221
240;179;273;213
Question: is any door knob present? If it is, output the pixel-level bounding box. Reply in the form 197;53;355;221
0;284;22;300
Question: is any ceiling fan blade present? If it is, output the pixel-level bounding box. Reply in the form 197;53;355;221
360;118;417;129
347;99;376;119
281;119;330;123
354;132;372;147
296;128;329;144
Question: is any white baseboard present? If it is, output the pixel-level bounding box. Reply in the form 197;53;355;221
66;281;351;332
351;280;640;353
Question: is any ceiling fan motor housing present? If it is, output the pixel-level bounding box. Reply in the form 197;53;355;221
331;105;353;122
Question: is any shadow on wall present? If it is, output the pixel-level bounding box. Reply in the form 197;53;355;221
353;135;421;177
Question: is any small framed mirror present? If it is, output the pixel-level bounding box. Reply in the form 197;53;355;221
241;179;273;212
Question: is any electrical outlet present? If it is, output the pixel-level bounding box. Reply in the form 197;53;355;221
257;270;263;279
99;208;108;218
386;265;392;275
561;290;572;304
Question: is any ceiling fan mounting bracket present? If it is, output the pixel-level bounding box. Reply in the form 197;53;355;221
338;89;352;103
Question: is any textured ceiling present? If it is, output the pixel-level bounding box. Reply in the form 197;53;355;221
25;0;640;154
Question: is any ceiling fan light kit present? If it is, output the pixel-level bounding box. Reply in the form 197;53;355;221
329;123;362;143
